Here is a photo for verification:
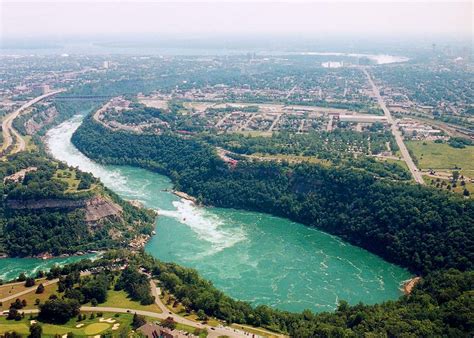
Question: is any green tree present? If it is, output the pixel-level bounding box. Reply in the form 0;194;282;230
25;277;35;287
28;323;42;338
132;313;146;329
161;317;177;330
35;283;45;294
38;299;80;324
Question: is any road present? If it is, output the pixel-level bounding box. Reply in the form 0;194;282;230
4;277;251;337
362;68;425;185
148;278;252;337
1;89;65;155
21;306;251;337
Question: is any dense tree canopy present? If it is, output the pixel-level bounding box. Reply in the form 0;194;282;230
0;152;155;257
73;117;474;274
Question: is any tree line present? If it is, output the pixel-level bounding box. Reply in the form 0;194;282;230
72;117;474;274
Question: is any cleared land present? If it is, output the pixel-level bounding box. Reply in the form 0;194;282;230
0;281;42;299
424;175;474;197
0;283;59;311
96;289;162;313
0;313;133;336
406;141;474;170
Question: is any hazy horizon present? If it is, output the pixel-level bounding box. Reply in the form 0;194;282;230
1;1;472;42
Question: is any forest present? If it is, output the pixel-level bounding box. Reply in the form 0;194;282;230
30;250;474;336
72;117;474;275
0;152;156;257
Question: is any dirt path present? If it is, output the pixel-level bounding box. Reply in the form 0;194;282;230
0;278;59;303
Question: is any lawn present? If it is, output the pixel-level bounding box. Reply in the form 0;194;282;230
252;153;331;165
424;175;474;198
0;282;59;311
233;130;273;137
54;168;81;192
98;289;162;313
0;312;133;336
83;322;110;335
231;323;283;337
54;168;97;194
375;157;409;171
0;282;33;299
406;141;474;170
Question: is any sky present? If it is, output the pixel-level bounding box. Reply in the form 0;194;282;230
1;1;472;40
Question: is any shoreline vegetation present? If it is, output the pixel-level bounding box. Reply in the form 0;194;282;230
7;100;468;335
71;115;474;275
0;250;102;261
65;113;474;335
0;152;157;259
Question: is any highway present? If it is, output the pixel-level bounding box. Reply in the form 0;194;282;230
362;68;425;185
1;89;65;155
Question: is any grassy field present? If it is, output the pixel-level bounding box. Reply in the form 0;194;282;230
24;135;37;152
231;323;283;338
233;130;273;137
375;157;409;171
54;168;81;193
54;168;97;194
0;282;34;299
406;141;474;170
0;282;59;311
0;279;49;300
252;153;331;165
96;289;162;313
424;175;474;198
0;313;133;336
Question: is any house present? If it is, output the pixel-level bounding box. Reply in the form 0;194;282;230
137;323;192;338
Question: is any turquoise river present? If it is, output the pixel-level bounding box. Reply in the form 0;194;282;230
1;114;412;312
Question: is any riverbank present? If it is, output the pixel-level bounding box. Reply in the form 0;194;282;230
402;277;421;294
0;250;102;261
172;190;198;204
45;114;413;313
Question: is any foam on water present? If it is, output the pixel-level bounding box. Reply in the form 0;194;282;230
46;116;134;195
47;115;246;256
0;254;96;281
159;199;246;257
41;114;412;313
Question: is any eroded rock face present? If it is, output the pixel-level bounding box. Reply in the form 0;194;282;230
24;106;58;135
7;198;86;210
7;196;123;222
85;196;123;222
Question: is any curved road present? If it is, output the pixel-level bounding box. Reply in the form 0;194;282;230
1;89;65;155
3;277;256;337
362;68;425;184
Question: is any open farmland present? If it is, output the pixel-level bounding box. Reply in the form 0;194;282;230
406;140;474;170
